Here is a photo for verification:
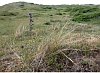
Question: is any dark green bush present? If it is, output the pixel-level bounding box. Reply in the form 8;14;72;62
43;6;52;9
29;3;34;5
70;6;98;13
70;6;99;16
49;14;53;16
81;7;98;13
56;12;63;15
72;12;100;22
44;22;51;25
19;4;24;8
70;6;100;22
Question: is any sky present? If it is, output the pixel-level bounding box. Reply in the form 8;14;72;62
0;0;100;6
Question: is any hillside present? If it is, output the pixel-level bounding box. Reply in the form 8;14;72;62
0;2;100;72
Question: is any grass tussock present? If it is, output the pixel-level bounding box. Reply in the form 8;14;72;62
31;22;100;71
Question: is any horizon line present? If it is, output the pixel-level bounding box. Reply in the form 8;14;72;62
0;1;99;6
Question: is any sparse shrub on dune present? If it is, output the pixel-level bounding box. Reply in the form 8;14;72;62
69;6;100;23
72;12;100;22
56;12;63;15
42;6;52;9
44;22;51;25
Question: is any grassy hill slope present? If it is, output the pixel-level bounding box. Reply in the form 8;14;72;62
0;2;100;72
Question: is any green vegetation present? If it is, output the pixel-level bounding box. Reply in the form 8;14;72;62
69;6;100;23
0;2;100;72
0;11;19;16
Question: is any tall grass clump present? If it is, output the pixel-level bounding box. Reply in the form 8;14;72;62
30;21;85;70
29;21;100;71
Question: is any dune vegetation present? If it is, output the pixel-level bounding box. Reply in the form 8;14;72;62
0;2;100;72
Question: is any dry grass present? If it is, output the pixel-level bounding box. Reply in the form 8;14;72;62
29;21;100;70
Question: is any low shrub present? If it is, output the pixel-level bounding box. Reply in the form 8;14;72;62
72;12;100;22
44;22;51;25
56;12;63;15
42;6;52;9
70;6;100;22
